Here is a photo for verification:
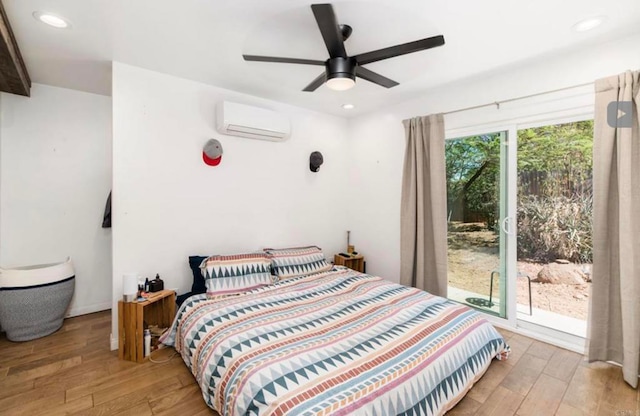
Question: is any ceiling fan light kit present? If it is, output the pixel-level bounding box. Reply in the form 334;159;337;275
326;57;356;90
243;3;445;92
326;77;355;91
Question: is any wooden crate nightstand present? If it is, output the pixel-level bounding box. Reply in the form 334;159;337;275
118;289;176;363
334;254;365;272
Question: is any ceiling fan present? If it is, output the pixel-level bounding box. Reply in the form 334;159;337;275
243;3;445;92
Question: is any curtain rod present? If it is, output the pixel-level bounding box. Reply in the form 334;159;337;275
442;81;593;116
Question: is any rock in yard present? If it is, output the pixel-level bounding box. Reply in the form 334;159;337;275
534;262;588;285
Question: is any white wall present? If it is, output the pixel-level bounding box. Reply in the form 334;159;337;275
0;83;112;316
111;63;350;347
346;32;640;283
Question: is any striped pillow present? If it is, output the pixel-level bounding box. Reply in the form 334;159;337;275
264;246;332;280
201;253;273;299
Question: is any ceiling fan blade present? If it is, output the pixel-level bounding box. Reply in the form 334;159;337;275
303;72;327;92
311;4;347;58
354;35;445;65
243;55;325;66
356;66;399;88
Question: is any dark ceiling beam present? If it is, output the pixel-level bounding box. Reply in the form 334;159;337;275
0;0;30;96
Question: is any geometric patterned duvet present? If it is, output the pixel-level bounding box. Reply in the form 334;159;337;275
161;267;510;416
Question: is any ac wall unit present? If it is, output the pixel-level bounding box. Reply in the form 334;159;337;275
216;101;291;141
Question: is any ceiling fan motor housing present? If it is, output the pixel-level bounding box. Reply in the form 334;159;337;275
326;57;357;82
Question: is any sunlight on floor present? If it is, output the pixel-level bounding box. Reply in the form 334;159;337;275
448;286;587;337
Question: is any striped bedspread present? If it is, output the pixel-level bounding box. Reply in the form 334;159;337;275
161;267;509;416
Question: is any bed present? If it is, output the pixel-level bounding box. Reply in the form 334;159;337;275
161;264;509;416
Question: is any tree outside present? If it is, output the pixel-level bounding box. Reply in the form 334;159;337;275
446;133;501;229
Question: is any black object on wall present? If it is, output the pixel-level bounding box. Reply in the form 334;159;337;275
101;191;111;228
310;151;324;172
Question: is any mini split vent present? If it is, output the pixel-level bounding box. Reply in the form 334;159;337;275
216;101;291;141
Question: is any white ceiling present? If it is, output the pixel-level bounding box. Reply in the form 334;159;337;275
4;0;640;117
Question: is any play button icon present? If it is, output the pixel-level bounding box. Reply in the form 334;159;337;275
607;101;633;128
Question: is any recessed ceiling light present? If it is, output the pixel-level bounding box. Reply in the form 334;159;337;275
342;104;355;110
33;11;71;29
572;16;606;32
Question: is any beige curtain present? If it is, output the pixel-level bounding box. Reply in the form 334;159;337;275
588;70;640;388
400;114;448;297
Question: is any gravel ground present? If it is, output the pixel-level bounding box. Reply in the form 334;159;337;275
447;224;589;321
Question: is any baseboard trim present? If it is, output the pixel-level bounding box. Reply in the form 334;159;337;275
488;318;587;355
66;302;111;318
514;323;586;355
110;333;118;351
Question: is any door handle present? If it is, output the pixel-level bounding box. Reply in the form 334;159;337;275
501;216;514;235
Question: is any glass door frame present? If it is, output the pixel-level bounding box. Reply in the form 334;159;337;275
446;111;594;336
445;124;517;326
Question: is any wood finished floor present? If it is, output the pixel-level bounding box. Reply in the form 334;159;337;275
0;311;637;416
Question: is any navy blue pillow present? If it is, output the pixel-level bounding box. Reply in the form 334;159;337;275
189;256;207;294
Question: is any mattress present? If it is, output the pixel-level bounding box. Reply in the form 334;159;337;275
161;267;509;416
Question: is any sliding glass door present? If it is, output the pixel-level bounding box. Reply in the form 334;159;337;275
445;119;592;338
445;131;509;318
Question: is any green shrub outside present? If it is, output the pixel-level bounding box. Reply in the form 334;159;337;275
517;194;592;263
